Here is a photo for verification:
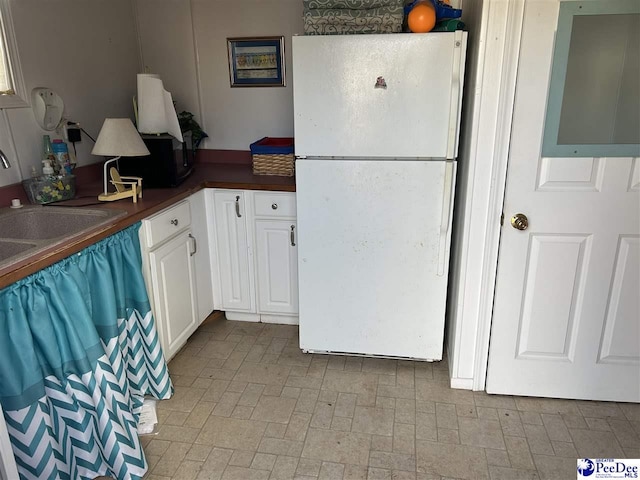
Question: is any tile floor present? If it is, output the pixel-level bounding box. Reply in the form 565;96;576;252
140;317;640;480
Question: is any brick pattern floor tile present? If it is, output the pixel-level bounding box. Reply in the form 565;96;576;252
139;317;637;480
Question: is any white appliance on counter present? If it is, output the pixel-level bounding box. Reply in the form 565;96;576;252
292;32;467;360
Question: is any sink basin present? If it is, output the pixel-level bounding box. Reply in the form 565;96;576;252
0;239;39;262
0;206;128;270
0;206;127;241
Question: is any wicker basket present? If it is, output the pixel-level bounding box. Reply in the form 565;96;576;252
250;137;295;177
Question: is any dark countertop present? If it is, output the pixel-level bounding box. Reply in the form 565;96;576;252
0;163;295;289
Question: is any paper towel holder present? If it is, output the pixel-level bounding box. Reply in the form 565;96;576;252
135;73;183;142
31;87;64;131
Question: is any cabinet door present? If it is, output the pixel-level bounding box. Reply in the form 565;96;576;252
213;190;253;312
149;230;198;360
255;220;298;315
189;189;214;322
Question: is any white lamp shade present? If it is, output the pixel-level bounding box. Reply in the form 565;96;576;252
91;118;150;157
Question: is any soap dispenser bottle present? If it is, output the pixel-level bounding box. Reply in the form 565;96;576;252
42;159;54;177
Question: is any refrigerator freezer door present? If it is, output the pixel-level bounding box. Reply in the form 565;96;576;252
292;32;467;159
296;159;456;360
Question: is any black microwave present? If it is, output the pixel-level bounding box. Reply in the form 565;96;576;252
118;132;195;188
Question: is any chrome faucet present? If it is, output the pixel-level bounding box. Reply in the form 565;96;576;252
0;149;10;168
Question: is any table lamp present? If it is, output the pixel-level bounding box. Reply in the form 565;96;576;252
92;118;150;202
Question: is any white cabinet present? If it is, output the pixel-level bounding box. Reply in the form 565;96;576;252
148;230;198;360
212;190;254;314
210;189;298;324
255;220;298;318
189;189;215;321
140;195;212;361
253;192;298;324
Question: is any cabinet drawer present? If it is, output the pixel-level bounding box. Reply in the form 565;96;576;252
253;192;296;218
143;200;192;248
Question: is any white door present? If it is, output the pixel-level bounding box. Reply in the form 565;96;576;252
486;1;640;402
149;230;198;361
297;159;455;360
255;219;298;316
292;32;467;159
189;190;214;322
213;190;253;312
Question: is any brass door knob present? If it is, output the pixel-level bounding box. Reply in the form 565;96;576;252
511;213;529;231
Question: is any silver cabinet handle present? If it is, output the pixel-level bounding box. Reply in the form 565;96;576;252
290;225;296;246
189;233;197;256
272;203;278;210
235;195;242;218
171;218;179;226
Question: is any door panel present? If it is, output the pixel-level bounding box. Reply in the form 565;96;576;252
255;220;298;315
486;0;640;402
598;236;640;364
516;234;589;360
536;157;604;191
213;190;253;312
150;231;198;361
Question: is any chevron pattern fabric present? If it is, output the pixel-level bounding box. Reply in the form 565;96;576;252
4;308;173;480
116;308;173;408
0;223;174;479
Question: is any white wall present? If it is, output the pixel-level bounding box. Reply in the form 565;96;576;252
135;0;303;151
0;0;140;188
135;0;200;122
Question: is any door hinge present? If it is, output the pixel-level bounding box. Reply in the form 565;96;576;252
500;212;504;226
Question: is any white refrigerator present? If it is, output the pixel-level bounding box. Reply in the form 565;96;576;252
292;32;467;361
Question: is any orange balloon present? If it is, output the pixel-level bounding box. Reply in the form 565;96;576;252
408;1;436;33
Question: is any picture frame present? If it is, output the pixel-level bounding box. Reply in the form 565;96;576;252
227;36;285;87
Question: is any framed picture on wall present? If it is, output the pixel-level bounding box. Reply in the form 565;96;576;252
227;36;285;87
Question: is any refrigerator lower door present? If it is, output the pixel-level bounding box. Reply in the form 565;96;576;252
296;159;456;360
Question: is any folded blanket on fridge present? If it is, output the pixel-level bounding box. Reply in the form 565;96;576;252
303;22;402;34
303;0;403;9
303;5;403;34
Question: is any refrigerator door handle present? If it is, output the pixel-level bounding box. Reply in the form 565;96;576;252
437;161;455;276
447;31;467;160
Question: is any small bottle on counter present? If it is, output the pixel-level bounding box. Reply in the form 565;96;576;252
52;139;71;175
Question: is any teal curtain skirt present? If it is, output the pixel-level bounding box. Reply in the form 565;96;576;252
0;223;173;480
